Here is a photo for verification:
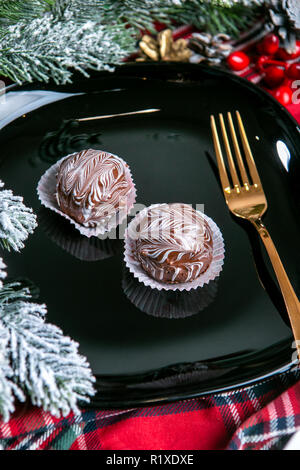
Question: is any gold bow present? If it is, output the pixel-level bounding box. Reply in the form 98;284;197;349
138;29;191;62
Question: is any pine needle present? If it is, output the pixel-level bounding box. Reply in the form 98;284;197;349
0;0;264;84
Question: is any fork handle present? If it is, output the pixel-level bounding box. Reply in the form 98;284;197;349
252;218;300;363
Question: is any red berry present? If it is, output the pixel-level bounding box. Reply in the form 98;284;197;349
283;77;293;87
261;34;279;55
277;41;300;60
273;85;293;105
227;51;250;71
286;63;300;80
264;66;285;88
257;56;287;73
256;55;269;71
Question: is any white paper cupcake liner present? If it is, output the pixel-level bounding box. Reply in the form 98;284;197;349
124;204;225;291
38;207;121;261
122;266;218;318
37;152;137;238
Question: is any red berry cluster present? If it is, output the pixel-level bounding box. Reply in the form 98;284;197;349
227;34;300;106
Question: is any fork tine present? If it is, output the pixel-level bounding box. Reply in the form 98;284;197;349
210;115;231;193
236;111;262;187
227;112;250;190
219;113;240;191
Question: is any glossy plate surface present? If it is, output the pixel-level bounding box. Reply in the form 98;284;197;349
1;64;299;407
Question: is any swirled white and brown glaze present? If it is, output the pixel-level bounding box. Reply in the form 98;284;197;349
56;149;135;227
129;203;213;284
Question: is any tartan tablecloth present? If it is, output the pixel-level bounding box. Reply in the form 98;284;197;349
0;369;299;450
1;28;300;451
0;96;299;453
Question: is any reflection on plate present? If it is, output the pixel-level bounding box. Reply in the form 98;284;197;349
122;265;218;319
36;119;103;165
1;63;297;407
38;207;121;261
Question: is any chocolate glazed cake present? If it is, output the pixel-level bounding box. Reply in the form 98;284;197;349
55;149;135;228
131;203;213;284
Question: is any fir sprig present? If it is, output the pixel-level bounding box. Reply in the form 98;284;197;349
0;282;95;418
0;258;6;288
61;0;263;35
0;0;52;25
0;321;25;422
0;0;264;85
0;10;136;84
0;181;37;251
0;181;96;422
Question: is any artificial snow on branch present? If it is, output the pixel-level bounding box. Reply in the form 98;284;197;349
0;281;95;420
0;257;6;288
0;6;135;84
0;181;37;252
0;0;51;26
62;0;263;34
0;179;95;422
0;320;25;422
0;0;264;84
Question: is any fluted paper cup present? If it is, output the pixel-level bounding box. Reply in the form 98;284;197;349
37;152;136;238
38;207;121;261
124;204;225;291
122;266;218;318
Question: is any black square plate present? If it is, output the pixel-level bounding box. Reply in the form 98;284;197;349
1;63;299;408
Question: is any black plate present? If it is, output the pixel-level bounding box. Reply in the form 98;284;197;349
1;63;299;408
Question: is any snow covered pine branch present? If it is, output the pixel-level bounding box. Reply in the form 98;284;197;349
0;181;95;422
0;181;37;251
0;0;264;84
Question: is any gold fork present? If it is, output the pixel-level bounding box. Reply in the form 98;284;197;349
210;110;300;362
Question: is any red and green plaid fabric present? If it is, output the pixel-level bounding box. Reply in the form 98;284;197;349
1;26;300;452
0;369;299;450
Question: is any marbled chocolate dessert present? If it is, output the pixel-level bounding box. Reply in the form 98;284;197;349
55;149;135;228
130;203;213;284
